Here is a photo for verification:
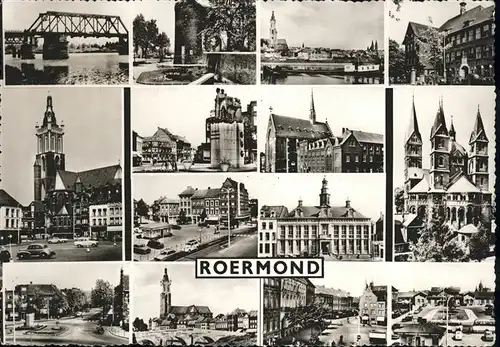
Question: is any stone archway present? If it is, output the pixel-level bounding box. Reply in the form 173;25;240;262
139;339;157;345
466;205;473;225
458;207;466;229
193;336;215;345
446;207;451;221
451;207;457;223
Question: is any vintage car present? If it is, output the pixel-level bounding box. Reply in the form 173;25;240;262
17;244;56;259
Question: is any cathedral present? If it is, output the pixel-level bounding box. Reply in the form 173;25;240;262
28;95;122;238
402;96;492;237
261;11;289;55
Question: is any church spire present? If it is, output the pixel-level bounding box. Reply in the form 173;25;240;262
310;89;316;123
449;115;456;140
271;10;275;21
430;95;448;138
405;94;421;143
42;94;57;127
469;104;488;143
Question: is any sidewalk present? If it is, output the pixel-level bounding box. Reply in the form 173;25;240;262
107;326;129;339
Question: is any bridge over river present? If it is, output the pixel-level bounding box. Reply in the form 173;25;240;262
134;328;245;346
5;11;129;59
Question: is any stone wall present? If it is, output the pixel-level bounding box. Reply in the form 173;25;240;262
218;54;256;85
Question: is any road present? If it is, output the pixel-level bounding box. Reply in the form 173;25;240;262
5;317;127;346
318;317;379;346
5;240;122;262
176;233;258;260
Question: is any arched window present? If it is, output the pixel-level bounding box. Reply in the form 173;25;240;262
438;156;444;167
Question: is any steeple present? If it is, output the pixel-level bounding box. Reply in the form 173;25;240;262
310;89;316;123
319;176;330;207
271;10;275;21
468;104;489;192
429;96;450;190
42;95;57;127
405;94;422;143
430;96;448;138
469;105;488;143
449;115;456;141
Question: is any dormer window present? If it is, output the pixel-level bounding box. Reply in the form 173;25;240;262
270;211;276;218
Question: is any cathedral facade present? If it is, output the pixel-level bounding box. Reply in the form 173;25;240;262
403;96;492;237
25;95;122;238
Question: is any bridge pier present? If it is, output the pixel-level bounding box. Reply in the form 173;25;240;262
43;34;69;60
118;37;129;55
20;43;35;59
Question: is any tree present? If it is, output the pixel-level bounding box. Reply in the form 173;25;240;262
29;287;46;315
66;288;88;314
469;216;492;262
199;209;207;222
133;317;149;332
410;217;468;262
394;187;405;214
202;0;256;52
91;279;114;318
51;295;69;318
177;210;188;225
136;199;149;223
389;39;408;83
156;32;171;62
133;14;147;58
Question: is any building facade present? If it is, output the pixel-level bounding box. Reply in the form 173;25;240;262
141;127;191;166
359;283;388;325
263;278;281;341
403;3;495;82
0;190;23;243
113;268;130;328
314;285;354;310
259;177;375;258
132;131;144;167
265;91;383;173
402;96;492;249
154;197;180;224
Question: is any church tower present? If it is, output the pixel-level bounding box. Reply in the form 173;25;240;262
309;90;316;124
404;96;423;201
159;267;172;320
34;95;65;202
319;176;330;207
468;105;489;191
270;11;278;48
429;97;450;190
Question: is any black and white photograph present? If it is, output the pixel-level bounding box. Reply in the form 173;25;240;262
263;262;391;346
133;0;256;85
132;264;259;345
260;1;384;85
132;87;257;173
388;0;495;85
260;87;384;174
393;87;495;262
3;1;131;85
1;88;123;263
3;262;130;346
258;175;385;261
389;263;495;346
133;175;258;261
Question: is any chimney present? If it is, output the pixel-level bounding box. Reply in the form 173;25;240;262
460;2;466;15
346;198;351;208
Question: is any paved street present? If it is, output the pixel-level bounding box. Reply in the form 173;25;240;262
177;233;258;260
133;162;257;173
5;317;127;346
318;317;380;346
5;240;122;262
134;224;257;261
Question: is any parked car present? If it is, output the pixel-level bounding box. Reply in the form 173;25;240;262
163;231;173;237
147;239;165;249
17;244;56;259
74;237;98;248
483;329;494;342
133;245;151;255
171;225;181;230
183;239;200;252
0;249;12;263
154;248;176;261
48;237;66;244
402;315;413;322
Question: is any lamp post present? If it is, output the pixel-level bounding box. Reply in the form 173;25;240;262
199;227;202;243
17;205;21;244
8;235;12;260
222;187;234;248
12;288;16;344
445;296;454;347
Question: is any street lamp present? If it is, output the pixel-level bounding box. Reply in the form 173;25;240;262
8;234;13;260
221;187;235;248
445;295;454;347
199;227;202;243
12;288;16;344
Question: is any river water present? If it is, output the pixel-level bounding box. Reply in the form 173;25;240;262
262;73;381;85
5;53;129;85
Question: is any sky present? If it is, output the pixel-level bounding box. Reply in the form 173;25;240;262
258;86;385;150
133;174;261;205
1;87;123;206
3;262;128;291
388;0;496;44
132;86;258;149
257;174;385;221
390;263;494;292
393;87;495;190
311;262;391;297
3;1;133;45
133;2;175;48
132;263;259;321
260;1;384;50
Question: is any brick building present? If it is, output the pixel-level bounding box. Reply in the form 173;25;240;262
141;127;191;165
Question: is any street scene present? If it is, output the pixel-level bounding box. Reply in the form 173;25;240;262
132;264;258;346
133;0;256;85
390;263;495;346
132;87;257;172
4;1;131;85
388;0;495;85
0;88;123;263
259;87;384;173
4;262;129;346
133;175;258;261
393;88;495;262
263;262;391;346
260;1;384;85
258;175;385;260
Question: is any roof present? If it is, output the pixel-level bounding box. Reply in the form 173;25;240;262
473;291;495;299
315;285;351;297
143;127;191;145
469;107;488;143
191;188;221;200
407;167;425;181
0;189;22;208
395;323;446;335
287;205;368;219
439;5;495;34
405;97;422;143
398;291;427;299
270;114;331;140
260;205;289;218
446;175;481;193
403;21;437;43
157;197;180;204
408;171;430;193
179;186;196;197
458;224;479;235
170;305;212;315
430;99;448;138
58;164;121;190
450;139;466;156
349;129;384;145
16;284;64;298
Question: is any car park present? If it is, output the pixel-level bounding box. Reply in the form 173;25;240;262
147;239;165;249
134;244;151;255
154;248;176;261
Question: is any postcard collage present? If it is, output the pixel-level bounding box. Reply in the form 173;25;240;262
0;0;496;346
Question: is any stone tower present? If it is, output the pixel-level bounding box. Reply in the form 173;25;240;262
270;11;278;48
310;90;316;124
159;267;172;320
429;97;450;191
319;176;330;207
34;95;65;202
468;105;489;192
404;95;423;211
